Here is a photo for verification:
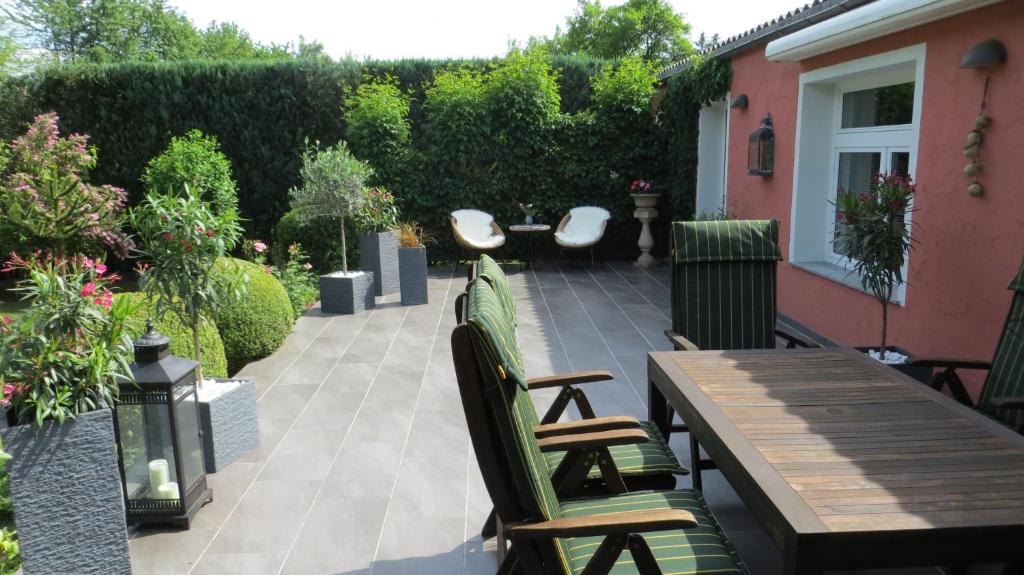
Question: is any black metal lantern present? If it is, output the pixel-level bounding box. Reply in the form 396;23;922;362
747;114;775;176
114;321;212;529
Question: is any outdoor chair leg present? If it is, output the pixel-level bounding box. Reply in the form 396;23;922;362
590;246;595;269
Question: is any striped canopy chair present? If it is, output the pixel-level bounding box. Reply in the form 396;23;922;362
662;220;809;486
913;258;1024;433
452;278;746;575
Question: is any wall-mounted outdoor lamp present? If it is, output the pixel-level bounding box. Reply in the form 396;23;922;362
747;114;774;177
730;94;749;109
960;39;1006;68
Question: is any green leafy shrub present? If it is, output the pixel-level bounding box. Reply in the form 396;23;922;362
211;257;293;374
119;291;228;378
242;241;318;320
272;209;359;273
354;187;399;233
142;130;240;221
343;78;411;190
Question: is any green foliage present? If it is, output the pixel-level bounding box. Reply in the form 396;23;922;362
343;78;411;190
142;130;240;222
130;186;244;382
544;0;692;66
244;242;318;320
119;291;228;378
210;257;293;375
272;209;358;274
354;187;399;233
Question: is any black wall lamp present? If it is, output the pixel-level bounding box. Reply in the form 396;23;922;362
747;114;774;177
730;94;749;109
960;39;1006;68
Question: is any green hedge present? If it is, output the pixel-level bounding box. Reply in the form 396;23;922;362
211;257;293;374
119;291;228;378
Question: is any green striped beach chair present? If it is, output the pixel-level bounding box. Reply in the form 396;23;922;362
913;258;1024;433
453;278;746;575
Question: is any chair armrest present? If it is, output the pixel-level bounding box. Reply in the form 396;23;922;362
775;327;814;349
505;509;698;539
991;397;1024;410
534;416;640;438
909;358;992;370
527;370;614;389
536;428;649;453
664;330;699;352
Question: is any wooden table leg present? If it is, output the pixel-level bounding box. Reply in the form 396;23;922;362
783;537;827;575
689;433;703;491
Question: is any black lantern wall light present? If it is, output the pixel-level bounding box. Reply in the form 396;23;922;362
114;321;212;529
747;114;775;177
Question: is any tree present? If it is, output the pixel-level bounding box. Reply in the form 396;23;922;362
546;0;692;66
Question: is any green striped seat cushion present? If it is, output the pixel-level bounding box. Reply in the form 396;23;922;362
478;254;518;326
978;259;1024;431
559;490;745;575
545;421;687;479
671;220;781;351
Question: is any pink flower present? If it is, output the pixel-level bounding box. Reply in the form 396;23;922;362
303;263;313;270
80;283;97;297
94;263;107;276
1;315;11;325
264;266;273;274
206;230;215;237
82;256;94;269
2;383;15;407
253;242;268;253
94;292;113;310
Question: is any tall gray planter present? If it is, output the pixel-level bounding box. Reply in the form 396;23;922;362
320;271;375;315
399;246;428;306
359;231;399;296
200;379;259;473
1;409;131;575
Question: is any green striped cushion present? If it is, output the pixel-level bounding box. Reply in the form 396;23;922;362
978;258;1024;431
478;254;518;326
545;421;686;479
560;491;745;575
671;220;780;350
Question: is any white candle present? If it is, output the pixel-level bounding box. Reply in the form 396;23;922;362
157;482;179;500
148;459;169;494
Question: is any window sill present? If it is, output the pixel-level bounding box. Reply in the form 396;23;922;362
790;260;905;305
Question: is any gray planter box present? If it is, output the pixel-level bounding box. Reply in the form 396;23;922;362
359;231;399;296
320;271;375;315
1;409;131;575
199;379;259;473
399;246;429;306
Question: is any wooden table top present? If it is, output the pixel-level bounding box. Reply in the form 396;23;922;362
648;348;1024;540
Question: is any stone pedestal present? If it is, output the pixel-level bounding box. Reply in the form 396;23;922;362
634;207;658;268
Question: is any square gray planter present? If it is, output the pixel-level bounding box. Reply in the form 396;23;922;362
320;271;375;314
359;231;400;296
199;378;259;473
399;246;429;306
1;409;131;575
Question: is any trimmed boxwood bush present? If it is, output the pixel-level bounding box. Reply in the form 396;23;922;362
118;291;228;378
211;257;293;374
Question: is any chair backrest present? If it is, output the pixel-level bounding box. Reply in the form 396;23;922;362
563;207;610;241
458;279;571;573
476;254;518;326
671;220;782;350
451;209;496;244
978;259;1024;431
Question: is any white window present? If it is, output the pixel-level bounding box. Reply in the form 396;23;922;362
790;45;924;303
696;95;730;218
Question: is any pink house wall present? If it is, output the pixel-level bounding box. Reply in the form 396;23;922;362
723;1;1024;395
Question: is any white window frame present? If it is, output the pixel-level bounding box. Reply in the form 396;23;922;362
695;93;730;218
789;44;925;305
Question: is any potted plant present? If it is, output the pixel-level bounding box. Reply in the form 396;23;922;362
629;178;659;208
397;222;433;306
834;172;927;378
517;202;537;225
629;179;660;268
0;253;137;575
131;186;259;472
355;187;400;297
289;140;376;314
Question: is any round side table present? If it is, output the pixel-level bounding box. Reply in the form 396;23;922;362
508;224;551;270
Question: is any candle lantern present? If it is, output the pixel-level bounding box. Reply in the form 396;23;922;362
114;320;212;529
747;114;775;176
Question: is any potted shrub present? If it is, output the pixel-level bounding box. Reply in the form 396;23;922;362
290;140;376;314
131;186;259;472
0;254;137;575
355;187;400;297
834;172;927;379
397;222;433;306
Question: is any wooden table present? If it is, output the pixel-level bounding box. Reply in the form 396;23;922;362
647;348;1024;575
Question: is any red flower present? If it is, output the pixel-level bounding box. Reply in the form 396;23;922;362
185;244;194;252
206;230;215;237
80;282;97;297
163;232;174;241
94;263;107;276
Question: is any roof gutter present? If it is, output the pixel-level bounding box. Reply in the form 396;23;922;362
765;0;1005;61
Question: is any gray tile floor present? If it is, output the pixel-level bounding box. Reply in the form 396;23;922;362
126;262;795;575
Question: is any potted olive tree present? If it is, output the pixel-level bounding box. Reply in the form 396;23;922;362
290;141;376;314
397;222;433;306
835;173;926;378
355;187;400;297
131;187;258;472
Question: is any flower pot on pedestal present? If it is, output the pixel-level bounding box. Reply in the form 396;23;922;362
630;193;660;268
399;246;428;306
359;231;399;296
198;378;259;473
320;271;375;315
2;409;131;575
